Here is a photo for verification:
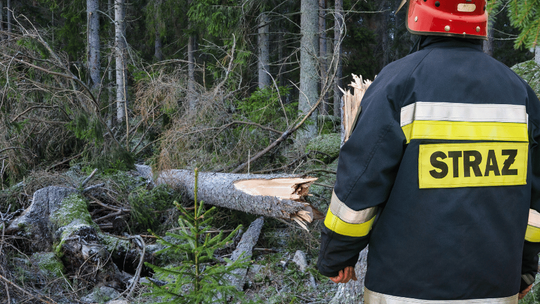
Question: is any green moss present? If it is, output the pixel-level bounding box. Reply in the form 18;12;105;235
99;233;131;254
50;194;99;254
305;133;341;164
512;60;540;99
50;193;95;229
31;252;64;277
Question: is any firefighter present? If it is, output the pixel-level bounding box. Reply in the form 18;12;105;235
317;0;540;302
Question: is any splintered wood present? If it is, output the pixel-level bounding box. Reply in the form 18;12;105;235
234;177;318;230
340;74;372;143
233;177;317;201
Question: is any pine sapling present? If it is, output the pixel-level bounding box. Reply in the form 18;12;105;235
145;169;248;303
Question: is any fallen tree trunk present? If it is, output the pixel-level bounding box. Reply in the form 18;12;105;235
136;165;323;225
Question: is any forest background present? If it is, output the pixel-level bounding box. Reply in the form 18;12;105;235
0;0;539;303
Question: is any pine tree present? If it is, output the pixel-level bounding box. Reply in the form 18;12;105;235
145;169;248;303
503;0;540;49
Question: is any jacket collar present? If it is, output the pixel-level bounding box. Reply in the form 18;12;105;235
419;36;484;51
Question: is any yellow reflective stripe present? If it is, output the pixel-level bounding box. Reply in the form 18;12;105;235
402;120;528;143
525;226;540;242
324;208;375;237
364;287;518;304
526;209;540;242
330;190;378;224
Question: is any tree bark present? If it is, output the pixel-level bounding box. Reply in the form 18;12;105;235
483;18;494;56
115;0;127;123
136;165;322;221
319;0;328;115
298;0;319;142
87;0;101;90
0;0;3;41
258;11;271;88
107;0;114;128
154;0;163;61
187;0;197;111
333;0;343;119
535;46;540;66
155;32;163;61
6;0;11;39
227;217;264;291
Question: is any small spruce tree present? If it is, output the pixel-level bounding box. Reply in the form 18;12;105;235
145;169;248;303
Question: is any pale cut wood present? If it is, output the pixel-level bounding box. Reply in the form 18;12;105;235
340;74;372;144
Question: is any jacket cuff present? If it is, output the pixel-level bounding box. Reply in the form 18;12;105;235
521;273;535;292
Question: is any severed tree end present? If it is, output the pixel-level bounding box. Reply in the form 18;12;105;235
234;177;323;231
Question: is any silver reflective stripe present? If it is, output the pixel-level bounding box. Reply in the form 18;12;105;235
528;209;540;228
364;288;518;304
329;190;377;224
400;102;527;127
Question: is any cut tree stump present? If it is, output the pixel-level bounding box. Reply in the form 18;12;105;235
135;165;323;227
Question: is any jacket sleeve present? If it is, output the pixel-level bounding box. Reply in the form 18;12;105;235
522;86;540;291
317;73;407;277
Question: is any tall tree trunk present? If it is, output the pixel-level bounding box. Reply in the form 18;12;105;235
319;0;328;115
333;0;343;119
6;0;11;39
107;0;114;128
87;0;101;90
381;1;389;67
483;18;494;56
115;0;127;123
258;11;271;88
154;33;163;61
154;0;163;61
0;0;4;41
278;29;286;88
536;46;540;66
187;34;196;110
187;0;197;112
298;0;319;142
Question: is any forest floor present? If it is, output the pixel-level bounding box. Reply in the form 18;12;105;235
0;158;342;304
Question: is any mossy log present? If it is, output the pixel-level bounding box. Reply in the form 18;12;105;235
6;186;138;291
136;165;323;225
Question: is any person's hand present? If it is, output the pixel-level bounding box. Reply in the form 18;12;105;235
519;284;533;300
329;266;357;284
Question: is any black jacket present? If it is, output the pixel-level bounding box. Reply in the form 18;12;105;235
317;37;540;301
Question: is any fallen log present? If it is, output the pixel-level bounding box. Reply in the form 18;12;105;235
227;216;264;291
135;165;323;226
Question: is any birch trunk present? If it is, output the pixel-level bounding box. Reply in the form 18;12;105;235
535;46;540;66
87;0;101;89
319;0;328;114
298;0;319;142
258;11;271;88
333;0;343;119
115;0;127;123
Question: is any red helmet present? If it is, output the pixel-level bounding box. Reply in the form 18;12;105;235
398;0;487;39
